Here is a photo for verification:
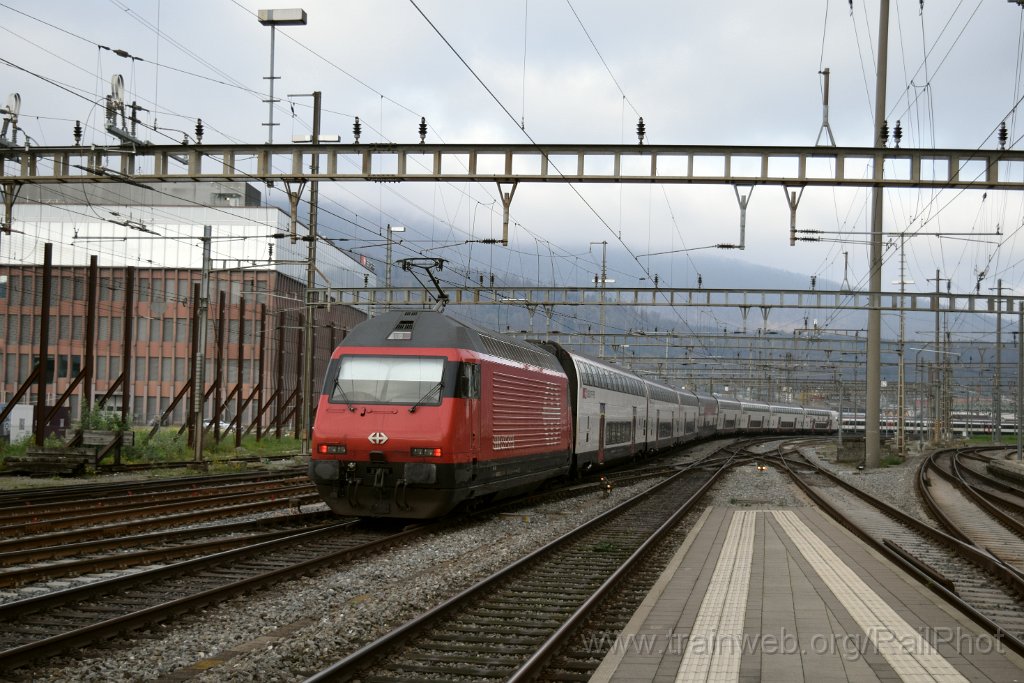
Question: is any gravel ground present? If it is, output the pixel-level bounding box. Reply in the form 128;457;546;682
803;443;934;523
5;438;941;682
14;479;663;682
703;460;808;508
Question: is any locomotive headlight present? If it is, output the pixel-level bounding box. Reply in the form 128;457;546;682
411;447;442;457
317;444;347;455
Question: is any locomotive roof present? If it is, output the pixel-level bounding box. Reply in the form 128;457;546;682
341;310;563;372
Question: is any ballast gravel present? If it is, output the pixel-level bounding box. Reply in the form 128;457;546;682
18;479;662;683
13;440;940;682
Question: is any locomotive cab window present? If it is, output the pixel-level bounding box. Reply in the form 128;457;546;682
330;355;446;406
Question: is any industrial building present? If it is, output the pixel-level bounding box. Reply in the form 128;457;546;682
0;181;372;432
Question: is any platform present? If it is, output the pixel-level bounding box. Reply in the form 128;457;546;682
591;506;1024;682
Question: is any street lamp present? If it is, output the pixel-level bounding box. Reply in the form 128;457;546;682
258;8;307;143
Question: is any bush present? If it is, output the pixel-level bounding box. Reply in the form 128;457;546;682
78;403;127;432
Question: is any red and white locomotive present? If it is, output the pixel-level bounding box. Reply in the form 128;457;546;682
309;310;838;518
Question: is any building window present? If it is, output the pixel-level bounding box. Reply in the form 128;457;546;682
20;275;32;307
73;276;85;301
148;357;159;382
162;358;172;382
98;317;109;341
111;317;122;341
110;356;120;378
72;316;84;341
150;319;160;341
174;358;185;381
137;318;148;342
176;319;187;343
135;357;146;381
163;318;174;342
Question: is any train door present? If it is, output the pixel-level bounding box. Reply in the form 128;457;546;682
631;406;637;456
457;362;482;480
598;403;606;465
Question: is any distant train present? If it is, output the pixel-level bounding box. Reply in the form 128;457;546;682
308;310;838;518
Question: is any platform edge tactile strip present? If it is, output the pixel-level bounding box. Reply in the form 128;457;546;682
771;509;968;683
674;509;757;683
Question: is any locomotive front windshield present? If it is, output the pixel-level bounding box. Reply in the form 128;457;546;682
330;356;446;406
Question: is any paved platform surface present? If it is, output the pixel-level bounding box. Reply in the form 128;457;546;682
591;506;1024;682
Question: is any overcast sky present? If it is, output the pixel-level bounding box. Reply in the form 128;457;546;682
2;1;1024;337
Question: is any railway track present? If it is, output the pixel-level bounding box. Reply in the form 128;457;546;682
0;519;425;670
0;445;699;673
0;510;338;589
0;468;304;507
302;439;774;681
781;446;1024;655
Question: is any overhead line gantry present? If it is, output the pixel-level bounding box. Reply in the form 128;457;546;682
3;142;1022;245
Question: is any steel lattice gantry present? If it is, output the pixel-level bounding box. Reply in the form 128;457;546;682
2;142;1022;188
306;285;1024;314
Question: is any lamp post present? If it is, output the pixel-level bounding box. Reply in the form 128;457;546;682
258;8;307;143
287;90;320;457
385;225;405;310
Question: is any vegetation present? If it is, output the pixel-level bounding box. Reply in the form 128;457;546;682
77;403;128;432
0;416;303;471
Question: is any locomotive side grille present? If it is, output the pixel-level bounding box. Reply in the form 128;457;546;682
491;370;565;450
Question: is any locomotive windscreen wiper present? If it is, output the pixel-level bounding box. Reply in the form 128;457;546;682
333;379;356;411
408;381;443;413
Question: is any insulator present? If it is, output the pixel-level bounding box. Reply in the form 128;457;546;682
353;116;362;143
195;118;204;144
697;274;703;289
810;275;817;290
999;121;1008;150
594;274;599;285
73;120;82;146
418;116;427;144
653;274;659;287
879;119;889;147
893;120;902;148
489;273;495;287
636;117;646;145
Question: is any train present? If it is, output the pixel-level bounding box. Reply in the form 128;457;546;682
308;310;838;518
